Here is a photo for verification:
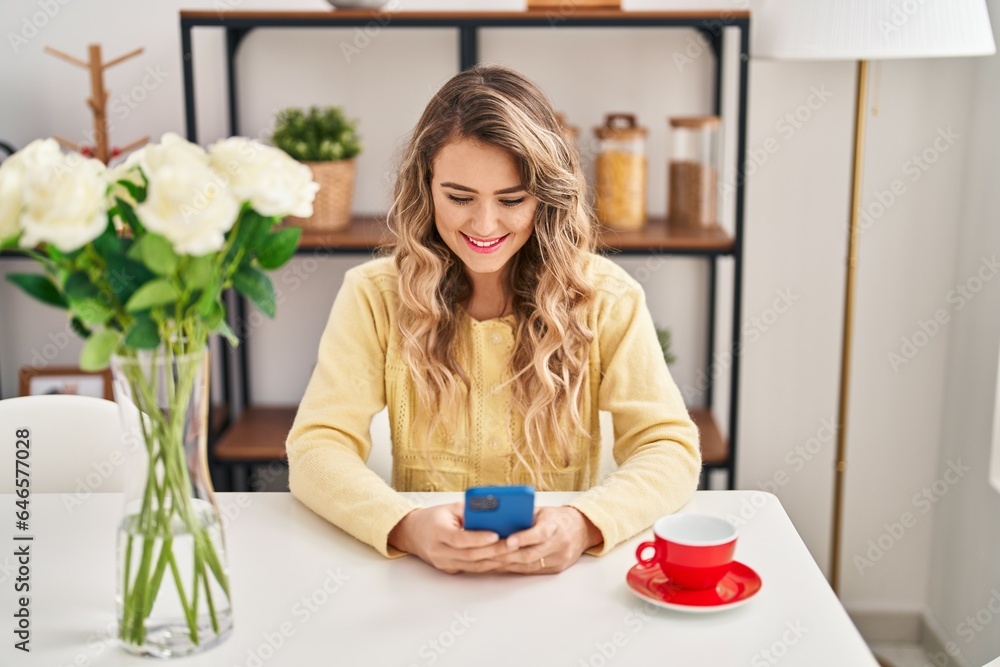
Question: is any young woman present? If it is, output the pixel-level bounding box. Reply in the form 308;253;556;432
286;65;700;575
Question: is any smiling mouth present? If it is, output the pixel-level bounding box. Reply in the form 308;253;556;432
461;232;509;248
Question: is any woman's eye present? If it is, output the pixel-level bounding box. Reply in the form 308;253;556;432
447;194;472;205
501;198;526;208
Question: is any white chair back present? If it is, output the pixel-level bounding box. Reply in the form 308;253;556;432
0;395;126;494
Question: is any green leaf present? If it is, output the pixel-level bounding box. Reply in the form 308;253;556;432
232;266;275;318
94;227;125;261
124;316;161;349
2;232;22;250
271;105;362;161
215;319;239;347
80;329;121;371
46;245;80;264
201;299;225;330
115;177;145;203
257;227;301;269
125;279;179;312
127;234;179;276
64;271;99;301
106;257;155;305
194;288;217;318
72;298;114;326
225;209;270;268
7;273;67;308
114;197;146;236
184;255;215;290
246;211;272;251
70;316;93;339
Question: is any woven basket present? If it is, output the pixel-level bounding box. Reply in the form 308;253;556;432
287;159;356;232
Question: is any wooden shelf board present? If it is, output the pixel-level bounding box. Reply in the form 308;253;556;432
600;218;732;253
213;405;729;467
284;215;732;255
213;406;296;462
290;215;393;252
181;9;749;22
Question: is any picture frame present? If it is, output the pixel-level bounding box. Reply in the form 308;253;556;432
18;365;114;401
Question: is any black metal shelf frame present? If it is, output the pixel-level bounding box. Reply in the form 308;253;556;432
179;11;750;489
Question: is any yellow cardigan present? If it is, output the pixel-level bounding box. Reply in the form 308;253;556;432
286;253;701;558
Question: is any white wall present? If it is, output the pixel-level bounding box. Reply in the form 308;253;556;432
0;0;991;621
926;1;1000;664
736;50;980;612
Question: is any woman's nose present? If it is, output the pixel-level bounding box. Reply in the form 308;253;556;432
468;201;503;236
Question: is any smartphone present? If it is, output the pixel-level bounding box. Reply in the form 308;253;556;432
463;485;535;538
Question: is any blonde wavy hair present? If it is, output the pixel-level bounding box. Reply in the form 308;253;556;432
385;65;598;487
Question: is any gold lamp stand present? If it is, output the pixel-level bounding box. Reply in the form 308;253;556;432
828;60;896;667
830;58;869;595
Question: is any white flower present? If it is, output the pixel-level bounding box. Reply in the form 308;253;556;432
19;147;109;253
16;137;62;170
208;137;319;217
129;132;210;175
0;139;64;243
0;154;25;242
136;162;239;256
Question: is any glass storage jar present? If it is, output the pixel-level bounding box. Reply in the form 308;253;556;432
667;115;721;228
594;113;647;231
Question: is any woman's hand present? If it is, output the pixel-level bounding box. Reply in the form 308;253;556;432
493;506;603;575
387;502;515;574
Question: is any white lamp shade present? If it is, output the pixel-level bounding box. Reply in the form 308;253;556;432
753;0;996;60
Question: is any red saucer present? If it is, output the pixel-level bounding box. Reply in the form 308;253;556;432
626;560;762;613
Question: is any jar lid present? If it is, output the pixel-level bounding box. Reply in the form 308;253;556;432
669;115;721;129
595;113;648;140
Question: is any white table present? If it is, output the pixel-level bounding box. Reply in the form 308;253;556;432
0;491;877;666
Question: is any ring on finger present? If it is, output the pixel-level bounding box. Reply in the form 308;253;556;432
539;556;546;569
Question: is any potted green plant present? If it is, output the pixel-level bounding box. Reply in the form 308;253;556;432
656;326;677;366
271;106;361;232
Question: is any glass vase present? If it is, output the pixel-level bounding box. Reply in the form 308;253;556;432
110;346;233;658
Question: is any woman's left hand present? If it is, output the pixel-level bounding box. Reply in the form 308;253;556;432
492;506;603;574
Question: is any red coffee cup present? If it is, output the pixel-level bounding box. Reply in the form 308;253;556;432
635;514;737;590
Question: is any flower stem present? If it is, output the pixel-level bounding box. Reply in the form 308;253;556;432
116;342;231;650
